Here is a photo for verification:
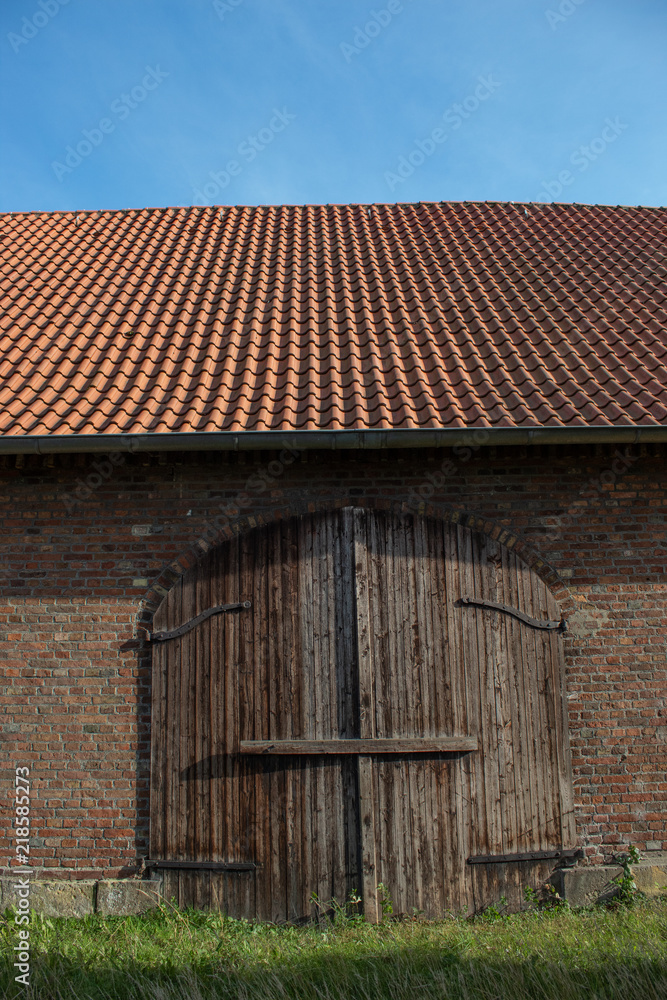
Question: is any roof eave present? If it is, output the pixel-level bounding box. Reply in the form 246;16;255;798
0;425;665;456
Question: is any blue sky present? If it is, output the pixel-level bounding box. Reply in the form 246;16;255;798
1;0;666;212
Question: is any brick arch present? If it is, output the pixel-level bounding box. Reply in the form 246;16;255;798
136;495;575;630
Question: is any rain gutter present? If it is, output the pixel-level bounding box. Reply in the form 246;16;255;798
0;425;666;456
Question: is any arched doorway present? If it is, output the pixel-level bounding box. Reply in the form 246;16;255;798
149;507;575;919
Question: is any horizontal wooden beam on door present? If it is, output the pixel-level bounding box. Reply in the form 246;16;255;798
146;860;257;871
239;738;478;754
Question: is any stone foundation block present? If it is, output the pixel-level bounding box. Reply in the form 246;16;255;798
633;863;667;897
550;866;623;907
1;878;96;918
96;878;162;916
551;856;667;907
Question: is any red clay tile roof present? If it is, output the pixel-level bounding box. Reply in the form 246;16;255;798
1;201;666;437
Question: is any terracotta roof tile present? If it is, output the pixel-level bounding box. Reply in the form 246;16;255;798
0;201;666;436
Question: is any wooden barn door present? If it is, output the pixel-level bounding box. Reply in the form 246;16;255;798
352;509;575;917
150;509;360;921
150;507;575;919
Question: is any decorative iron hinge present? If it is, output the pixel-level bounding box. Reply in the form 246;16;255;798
467;848;582;865
148;601;251;642
458;597;566;632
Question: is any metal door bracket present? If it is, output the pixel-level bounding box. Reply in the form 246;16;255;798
467;848;582;865
148;601;251;642
458;597;566;632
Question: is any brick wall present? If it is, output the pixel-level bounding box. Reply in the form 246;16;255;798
1;443;665;878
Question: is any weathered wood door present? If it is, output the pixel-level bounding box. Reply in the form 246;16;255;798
150;507;575;919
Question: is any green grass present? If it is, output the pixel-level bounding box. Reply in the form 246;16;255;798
2;899;666;1000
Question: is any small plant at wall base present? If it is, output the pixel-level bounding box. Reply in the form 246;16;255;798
523;882;571;913
310;888;365;926
479;895;508;922
377;883;394;918
608;845;646;908
544;883;571;912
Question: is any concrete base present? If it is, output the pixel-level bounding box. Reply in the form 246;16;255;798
0;876;163;918
550;855;667;907
96;878;163;916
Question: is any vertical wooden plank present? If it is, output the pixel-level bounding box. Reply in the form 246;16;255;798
265;521;285;921
353;507;379;923
410;514;437;917
227;535;249;918
149;631;167;864
163;580;180;902
164;580;182;876
490;542;517;860
208;545;223;875
394;514;418;917
314;511;332;905
552;620;577;846
528;565;563;843
378;511;406;913
338;508;361;907
516;554;549;849
193;544;212;912
392;512;420;916
293;522;310;922
296;517;320;912
496;546;529;856
219;538;238;915
238;528;259;919
280;519;301;922
480;534;504;858
529;568;556;843
254;523;275;921
459;525;497;911
509;556;541;855
419;516;449;915
167;579;184;873
422;517;448;915
364;510;389;912
178;568;197;901
327;511;347;908
442;520;472;914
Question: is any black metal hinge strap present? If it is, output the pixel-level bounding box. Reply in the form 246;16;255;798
145;860;257;871
467;848;583;865
458;597;566;632
148;601;251;642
